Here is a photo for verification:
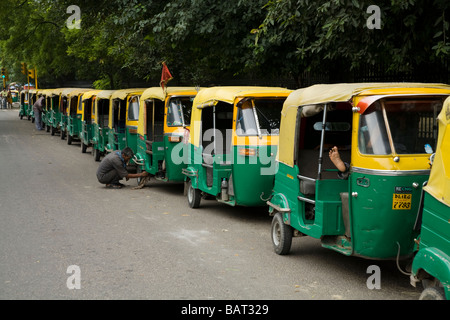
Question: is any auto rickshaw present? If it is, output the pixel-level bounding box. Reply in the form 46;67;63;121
11;89;19;103
28;89;38;122
268;83;450;260
45;88;64;136
80;90;102;153
19;89;29;120
134;87;200;182
92;90;115;161
66;88;92;145
105;88;146;155
183;86;293;208
58;88;83;140
41;88;61;133
410;96;450;300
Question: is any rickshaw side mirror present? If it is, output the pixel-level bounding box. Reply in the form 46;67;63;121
313;122;351;132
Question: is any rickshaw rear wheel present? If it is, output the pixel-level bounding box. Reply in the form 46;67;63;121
61;130;66;140
94;148;101;161
187;179;201;208
419;286;446;300
271;212;293;255
81;142;87;153
67;135;72;145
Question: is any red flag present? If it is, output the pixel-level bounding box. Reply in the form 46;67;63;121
160;62;173;90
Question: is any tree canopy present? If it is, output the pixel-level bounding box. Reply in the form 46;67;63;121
0;0;448;89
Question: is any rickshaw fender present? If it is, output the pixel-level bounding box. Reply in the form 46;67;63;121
411;247;450;297
267;193;291;218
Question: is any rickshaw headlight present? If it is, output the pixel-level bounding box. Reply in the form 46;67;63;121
239;148;257;156
169;136;182;143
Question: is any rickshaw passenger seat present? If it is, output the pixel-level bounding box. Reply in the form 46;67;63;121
298;149;351;180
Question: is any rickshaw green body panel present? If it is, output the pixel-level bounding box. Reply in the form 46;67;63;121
136;133;187;182
186;144;278;206
92;123;109;152
80;122;93;146
349;171;425;258
272;163;425;259
67;114;82;138
411;192;450;299
108;129;126;152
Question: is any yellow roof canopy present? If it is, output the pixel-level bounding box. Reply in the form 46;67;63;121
424;96;450;206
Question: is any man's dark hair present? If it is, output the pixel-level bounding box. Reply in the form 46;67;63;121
121;147;134;158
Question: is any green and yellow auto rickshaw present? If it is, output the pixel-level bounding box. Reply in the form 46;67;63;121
105;88;146;155
28;89;39;123
19;89;29;120
410;96;450;300
92;90;115;161
134;87;200;182
80;90;102;153
59;88;82;140
48;88;65;135
268;83;450;260
66;88;91;145
183;86;293;208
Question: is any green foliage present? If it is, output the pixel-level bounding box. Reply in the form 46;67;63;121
0;0;448;89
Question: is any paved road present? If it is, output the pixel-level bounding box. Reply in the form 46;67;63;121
0;109;420;301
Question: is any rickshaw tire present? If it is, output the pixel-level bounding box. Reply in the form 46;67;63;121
81;142;87;153
61;130;66;140
271;212;293;255
187;179;201;208
67;135;72;145
419;286;446;300
94;148;101;161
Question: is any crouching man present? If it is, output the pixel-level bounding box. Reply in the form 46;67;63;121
96;147;148;189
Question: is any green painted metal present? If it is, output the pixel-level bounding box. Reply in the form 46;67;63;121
412;192;450;299
349;172;424;259
136;133;187;182
271;162;426;259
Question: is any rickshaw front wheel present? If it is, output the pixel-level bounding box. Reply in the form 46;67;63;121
187;179;201;208
419;286;446;300
271;212;293;255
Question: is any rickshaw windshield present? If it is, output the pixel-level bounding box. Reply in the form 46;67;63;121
167;97;193;127
236;98;284;136
359;97;444;155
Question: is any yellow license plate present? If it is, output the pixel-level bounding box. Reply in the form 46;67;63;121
392;193;412;210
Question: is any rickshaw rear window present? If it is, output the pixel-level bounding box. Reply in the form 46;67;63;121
236;98;284;136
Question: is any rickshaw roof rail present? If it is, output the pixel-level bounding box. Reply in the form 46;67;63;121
96;90;116;100
193;86;293;108
60;88;92;97
111;88;147;100
284;83;450;113
141;87;200;101
82;90;103;101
